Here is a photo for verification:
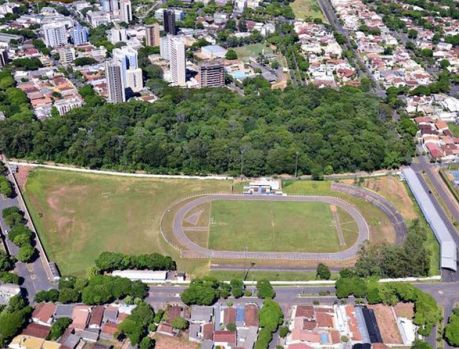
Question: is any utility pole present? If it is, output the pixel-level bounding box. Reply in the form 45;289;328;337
240;148;245;177
295;151;299;178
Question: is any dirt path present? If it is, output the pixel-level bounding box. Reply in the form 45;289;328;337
330;205;346;246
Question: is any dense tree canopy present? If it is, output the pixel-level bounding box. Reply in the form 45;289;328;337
95;252;176;272
0;86;413;176
354;219;431;278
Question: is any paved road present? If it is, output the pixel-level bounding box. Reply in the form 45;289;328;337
414;157;459;225
172;194;370;260
0;192;53;300
332;183;408;244
210;264;342;272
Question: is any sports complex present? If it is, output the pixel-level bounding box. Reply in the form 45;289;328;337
20;167;434;278
162;180;408;263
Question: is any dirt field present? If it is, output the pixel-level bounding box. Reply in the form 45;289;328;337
22;168;232;276
368;304;403;345
153;334;198;349
361;176;417;221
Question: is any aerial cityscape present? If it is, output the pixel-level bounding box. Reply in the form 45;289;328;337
0;0;458;348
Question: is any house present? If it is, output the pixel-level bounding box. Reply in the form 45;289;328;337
80;330;99;343
166;305;182;322
100;323;118;341
59;329;80;349
191;306;213;323
157;323;175;337
71;305;90;331
32;303;56;326
22;324;51;339
9;335;61;349
244;304;259;327
223;307;236;325
213;331;237;348
88;306;104;329
54;305;74;319
102;307;118;324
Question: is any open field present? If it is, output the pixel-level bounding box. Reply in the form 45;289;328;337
234;43;273;59
22;168;232;276
22;167;435;278
290;0;325;21
283;180;397;244
207;200;358;252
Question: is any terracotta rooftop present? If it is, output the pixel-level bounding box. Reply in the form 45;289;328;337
202;323;213;340
88;306;104;327
22;323;51;339
32;303;56;324
295;305;314;318
166;305;182;322
223;307;236;325
213;331;236;345
244;304;259;327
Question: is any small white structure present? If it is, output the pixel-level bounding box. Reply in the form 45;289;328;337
243;178;283;195
111;270;168;283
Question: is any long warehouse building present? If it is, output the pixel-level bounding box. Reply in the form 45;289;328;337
402;167;457;271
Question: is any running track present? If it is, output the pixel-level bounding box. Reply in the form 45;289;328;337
172;194;370;260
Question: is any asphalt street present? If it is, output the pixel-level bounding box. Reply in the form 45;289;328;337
0;164;54;300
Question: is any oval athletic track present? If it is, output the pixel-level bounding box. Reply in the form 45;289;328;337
172;194;370;260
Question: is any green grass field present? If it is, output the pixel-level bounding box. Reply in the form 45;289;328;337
234;44;273;59
208;200;357;252
23;169;232;276
290;0;325;21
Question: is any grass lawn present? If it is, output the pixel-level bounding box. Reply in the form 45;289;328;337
290;0;325;21
234;43;273;59
208;200;357;252
23;168;232;276
448;123;459;137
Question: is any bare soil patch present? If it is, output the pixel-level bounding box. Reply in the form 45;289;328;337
153;334;198;349
15;166;33;191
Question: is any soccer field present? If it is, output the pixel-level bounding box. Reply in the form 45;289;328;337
208;200;358;252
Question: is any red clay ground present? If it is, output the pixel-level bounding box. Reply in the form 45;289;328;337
15;165;33;191
368;304;403;345
153;334;198;349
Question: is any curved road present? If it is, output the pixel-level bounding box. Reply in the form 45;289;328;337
172;194;370;260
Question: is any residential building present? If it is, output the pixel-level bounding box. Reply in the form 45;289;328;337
110;28;128;44
119;0;132;23
58;47;75;65
169;35;186;86
86;10;111;27
71;23;89;45
9;335;61;349
163;9;177;35
106;60;126;103
199;61;225;88
160;36;170;60
42;22;67;48
0;48;8;67
145;24;160;47
54;96;84;115
32;303;56;326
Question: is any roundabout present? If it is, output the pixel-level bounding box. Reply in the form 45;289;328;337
170;194;370;260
